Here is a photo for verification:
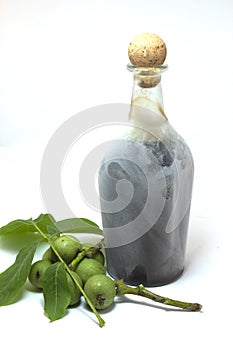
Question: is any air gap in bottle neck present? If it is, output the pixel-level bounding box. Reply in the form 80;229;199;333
127;64;168;140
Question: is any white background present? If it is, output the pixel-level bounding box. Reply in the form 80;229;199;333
0;0;233;348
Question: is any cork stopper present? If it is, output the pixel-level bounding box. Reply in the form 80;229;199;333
128;33;167;67
128;33;167;88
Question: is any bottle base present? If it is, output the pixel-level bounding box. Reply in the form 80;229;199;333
107;267;185;287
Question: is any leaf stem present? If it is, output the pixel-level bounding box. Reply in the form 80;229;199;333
69;246;101;270
69;251;86;270
115;279;202;312
31;221;105;327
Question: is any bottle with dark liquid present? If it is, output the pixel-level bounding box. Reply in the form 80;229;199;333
98;62;194;287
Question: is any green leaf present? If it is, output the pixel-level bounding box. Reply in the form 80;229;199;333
43;262;71;322
0;213;57;236
0;214;59;250
56;218;103;235
33;213;58;235
79;218;99;227
0;218;36;236
0;239;41;306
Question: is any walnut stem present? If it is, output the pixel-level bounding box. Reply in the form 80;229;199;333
115;279;202;312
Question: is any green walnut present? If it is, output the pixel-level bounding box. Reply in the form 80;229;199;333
42;247;58;263
53;235;82;264
75;258;106;284
66;271;83;306
29;259;52;289
84;274;116;310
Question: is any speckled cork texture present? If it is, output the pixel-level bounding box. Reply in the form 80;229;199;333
128;33;167;67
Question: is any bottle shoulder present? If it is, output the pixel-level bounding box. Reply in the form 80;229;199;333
100;121;193;173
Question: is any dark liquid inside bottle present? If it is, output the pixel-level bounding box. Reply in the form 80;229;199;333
98;135;193;286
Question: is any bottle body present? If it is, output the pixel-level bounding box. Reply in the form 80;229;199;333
98;66;194;286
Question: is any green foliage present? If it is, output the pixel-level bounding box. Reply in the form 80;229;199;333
0;213;57;236
0;240;41;305
0;213;103;247
0;213;105;326
56;217;103;234
43;262;71;322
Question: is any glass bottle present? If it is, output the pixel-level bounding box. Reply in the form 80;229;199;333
98;64;194;287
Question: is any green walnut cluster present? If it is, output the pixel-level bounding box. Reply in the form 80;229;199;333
28;234;116;310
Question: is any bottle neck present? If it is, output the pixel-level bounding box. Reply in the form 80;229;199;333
127;65;168;141
130;74;166;117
